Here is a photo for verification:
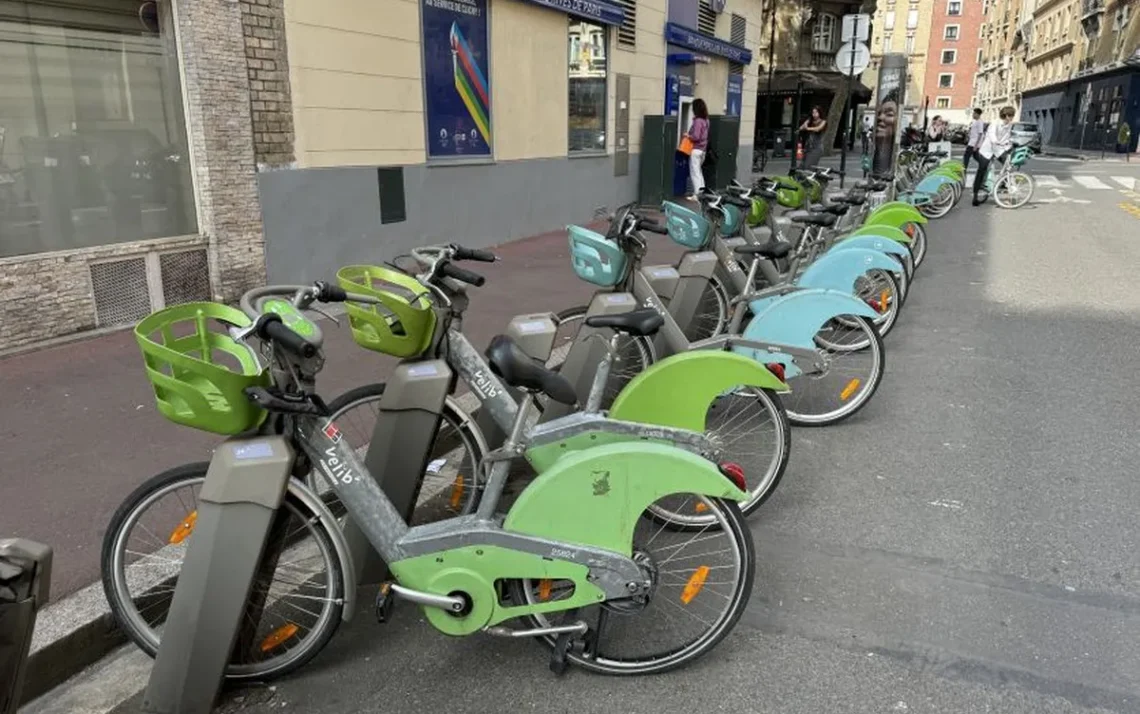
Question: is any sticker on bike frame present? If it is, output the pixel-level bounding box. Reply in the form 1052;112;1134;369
407;363;441;378
322;422;343;443
232;442;274;460
649;267;679;279
602;294;631;304
515;320;551;334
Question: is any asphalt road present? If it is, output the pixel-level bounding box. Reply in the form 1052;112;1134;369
21;157;1140;714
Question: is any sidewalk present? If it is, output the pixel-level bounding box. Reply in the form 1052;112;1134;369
2;218;689;705
1041;143;1135;162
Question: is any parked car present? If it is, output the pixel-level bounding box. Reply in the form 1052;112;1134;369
945;123;969;145
1011;122;1042;152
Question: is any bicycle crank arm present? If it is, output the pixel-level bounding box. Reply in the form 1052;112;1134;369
389;583;466;613
484;621;589;638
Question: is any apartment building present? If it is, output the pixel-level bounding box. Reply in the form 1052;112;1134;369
974;0;1028;118
924;0;985;123
1;0;764;351
864;0;937;127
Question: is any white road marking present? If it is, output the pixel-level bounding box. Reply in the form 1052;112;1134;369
1073;175;1111;190
1111;176;1137;190
1034;174;1062;187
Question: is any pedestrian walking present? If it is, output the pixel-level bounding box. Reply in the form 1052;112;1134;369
973;105;1015;206
963;108;985;173
683;98;710;200
799;106;827;168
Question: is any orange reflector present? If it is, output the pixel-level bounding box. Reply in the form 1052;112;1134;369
904;224;916;237
840;378;861;401
879;289;890;313
538;579;553;601
449;474;464;510
694;502;709;513
259;623;299;652
168;511;198;545
680;566;710;605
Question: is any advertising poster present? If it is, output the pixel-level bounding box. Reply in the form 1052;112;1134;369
871;55;907;175
726;74;743;117
422;0;491;159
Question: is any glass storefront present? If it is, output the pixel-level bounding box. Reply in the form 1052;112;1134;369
0;0;196;259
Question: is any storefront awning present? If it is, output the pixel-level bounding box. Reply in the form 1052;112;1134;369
527;0;625;26
759;71;873;103
665;22;752;65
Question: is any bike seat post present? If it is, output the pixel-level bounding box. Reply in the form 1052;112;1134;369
475;393;534;519
583;332;620;414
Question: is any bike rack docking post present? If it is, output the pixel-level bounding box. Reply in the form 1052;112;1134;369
539;293;640;422
0;538;51;714
474;314;559;449
642;251;719;333
141;436;294;714
347;359;453;586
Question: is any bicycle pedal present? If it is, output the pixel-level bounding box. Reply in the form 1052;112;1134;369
374;582;397;624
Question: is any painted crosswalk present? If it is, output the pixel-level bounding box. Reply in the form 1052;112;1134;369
961;172;1139;194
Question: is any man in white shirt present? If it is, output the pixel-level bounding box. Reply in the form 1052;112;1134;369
963;108;985;173
972;105;1015;206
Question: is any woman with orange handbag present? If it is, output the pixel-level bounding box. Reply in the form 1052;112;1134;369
682;98;710;200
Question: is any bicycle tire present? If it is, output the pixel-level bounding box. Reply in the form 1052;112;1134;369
994;172;1034;209
514;497;755;675
787;315;886;427
101;464;345;681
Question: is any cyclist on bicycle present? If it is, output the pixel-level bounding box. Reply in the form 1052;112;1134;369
972;105;1015;207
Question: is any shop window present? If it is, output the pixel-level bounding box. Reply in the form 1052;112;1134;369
812;13;837;51
568;19;607;153
942;49;957;64
0;0;196;259
939;73;954;88
945;24;960;40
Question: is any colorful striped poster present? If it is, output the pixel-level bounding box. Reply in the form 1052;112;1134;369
422;0;492;158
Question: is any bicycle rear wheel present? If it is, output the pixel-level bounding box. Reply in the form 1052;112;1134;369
101;464;345;681
512;495;754;675
785;315;886;427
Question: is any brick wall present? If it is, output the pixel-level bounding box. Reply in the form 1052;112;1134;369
924;0;985;123
173;0;267;303
240;0;296;168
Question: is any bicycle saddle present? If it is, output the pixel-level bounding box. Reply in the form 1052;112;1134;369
585;307;664;337
485;335;578;405
785;211;837;227
831;192;867;206
734;239;792;260
809;203;848;216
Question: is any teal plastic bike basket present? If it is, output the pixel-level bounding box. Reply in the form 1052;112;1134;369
719;203;742;237
662;201;710;249
568;225;627;287
135;302;271;436
1011;147;1031;167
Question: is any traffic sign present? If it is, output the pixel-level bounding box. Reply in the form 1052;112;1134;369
841;13;871;42
835;41;871;76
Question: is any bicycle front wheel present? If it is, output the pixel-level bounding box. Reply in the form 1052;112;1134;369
513;495;755;675
994;172;1034;209
101;464;345;681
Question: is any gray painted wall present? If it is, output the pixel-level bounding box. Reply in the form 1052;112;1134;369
258;153;639;284
736;143;753;182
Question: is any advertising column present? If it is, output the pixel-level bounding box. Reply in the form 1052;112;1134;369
871;53;908;175
421;0;492;159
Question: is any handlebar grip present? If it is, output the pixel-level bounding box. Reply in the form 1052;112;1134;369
451;244;497;262
724;195;752;208
439;261;486;287
314;280;347;302
257;314;317;358
638;220;668;235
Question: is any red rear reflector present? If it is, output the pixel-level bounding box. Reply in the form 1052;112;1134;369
719;462;747;491
766;362;786;382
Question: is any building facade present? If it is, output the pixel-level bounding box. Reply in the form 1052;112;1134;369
864;0;937;128
0;0;763;352
923;0;985;123
975;0;1028;118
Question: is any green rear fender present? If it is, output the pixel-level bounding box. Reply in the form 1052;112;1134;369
608;350;789;433
865;201;928;229
505;442;748;556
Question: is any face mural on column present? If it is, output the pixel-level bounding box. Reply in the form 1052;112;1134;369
872;56;907;175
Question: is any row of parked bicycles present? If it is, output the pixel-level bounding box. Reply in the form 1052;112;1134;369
99;149;969;687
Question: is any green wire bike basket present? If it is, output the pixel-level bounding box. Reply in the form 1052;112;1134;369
662;201;710;249
336;265;437;358
135;302;270;435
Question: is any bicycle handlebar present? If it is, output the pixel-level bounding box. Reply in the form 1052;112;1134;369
439;261;486;286
255;313;317;359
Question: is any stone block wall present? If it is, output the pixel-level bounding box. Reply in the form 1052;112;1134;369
241;0;296;168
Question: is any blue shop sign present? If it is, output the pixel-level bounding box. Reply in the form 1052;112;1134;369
524;0;625;25
726;74;743;116
664;22;752;65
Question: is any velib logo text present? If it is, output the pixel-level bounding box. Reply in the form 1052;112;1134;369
321;446;355;485
472;369;501;400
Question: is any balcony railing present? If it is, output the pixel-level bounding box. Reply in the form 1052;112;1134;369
809;50;836;69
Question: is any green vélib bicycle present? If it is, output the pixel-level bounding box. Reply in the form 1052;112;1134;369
105;273;757;679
